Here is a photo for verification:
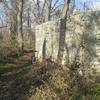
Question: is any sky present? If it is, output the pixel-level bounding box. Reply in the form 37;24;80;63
0;0;100;22
75;0;100;10
0;0;100;13
38;0;100;10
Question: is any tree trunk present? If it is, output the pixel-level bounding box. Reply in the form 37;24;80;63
27;7;33;49
19;0;24;52
10;0;19;48
57;0;71;63
45;0;52;22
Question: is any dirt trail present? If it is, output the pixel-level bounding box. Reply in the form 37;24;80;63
0;52;58;100
11;52;33;65
0;52;33;100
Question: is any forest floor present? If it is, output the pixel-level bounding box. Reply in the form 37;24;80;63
0;52;58;100
0;52;100;100
0;52;35;100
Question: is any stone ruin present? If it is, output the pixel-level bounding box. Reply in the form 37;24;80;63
35;19;60;62
35;11;100;71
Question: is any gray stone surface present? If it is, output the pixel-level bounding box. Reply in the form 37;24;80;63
35;11;100;69
35;20;60;61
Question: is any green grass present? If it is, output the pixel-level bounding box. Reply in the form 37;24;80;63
0;62;32;78
1;72;13;77
0;63;16;69
0;63;16;75
76;83;100;100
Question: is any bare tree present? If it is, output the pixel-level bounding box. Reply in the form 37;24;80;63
57;0;73;63
45;0;52;21
32;0;63;24
19;0;24;52
27;7;33;49
10;0;19;47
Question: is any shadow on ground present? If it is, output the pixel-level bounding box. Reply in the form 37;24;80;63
0;52;33;100
0;63;33;100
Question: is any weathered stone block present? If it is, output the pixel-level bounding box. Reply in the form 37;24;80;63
35;11;100;70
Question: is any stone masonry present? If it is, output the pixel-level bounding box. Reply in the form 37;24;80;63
35;11;100;70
